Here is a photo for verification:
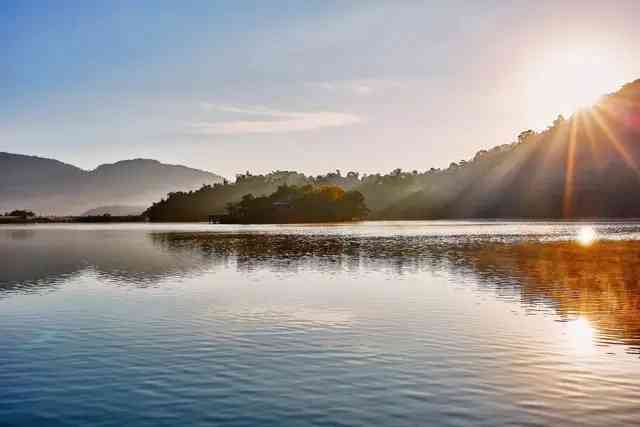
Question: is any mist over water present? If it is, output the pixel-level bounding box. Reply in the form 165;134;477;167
2;222;640;426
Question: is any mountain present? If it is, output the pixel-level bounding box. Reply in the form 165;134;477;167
81;205;147;217
145;78;640;221
0;153;224;215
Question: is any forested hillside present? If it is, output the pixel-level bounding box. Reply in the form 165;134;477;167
146;79;640;221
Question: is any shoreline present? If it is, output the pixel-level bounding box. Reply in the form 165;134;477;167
4;217;640;226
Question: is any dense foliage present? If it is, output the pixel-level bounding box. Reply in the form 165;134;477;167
146;79;640;221
145;171;309;221
4;210;36;218
224;185;368;223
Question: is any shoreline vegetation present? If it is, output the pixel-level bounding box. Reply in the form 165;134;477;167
6;216;640;225
0;213;147;224
221;185;368;224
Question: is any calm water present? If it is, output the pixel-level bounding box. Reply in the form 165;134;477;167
2;221;640;426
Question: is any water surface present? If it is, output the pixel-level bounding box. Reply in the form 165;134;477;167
2;221;640;426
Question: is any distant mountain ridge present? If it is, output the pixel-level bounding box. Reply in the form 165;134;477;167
81;205;147;217
0;153;224;215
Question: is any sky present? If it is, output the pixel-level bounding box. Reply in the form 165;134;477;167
2;0;639;178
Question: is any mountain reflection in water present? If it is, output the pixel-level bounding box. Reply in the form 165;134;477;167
2;227;640;354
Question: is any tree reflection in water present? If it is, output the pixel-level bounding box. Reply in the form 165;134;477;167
2;229;640;354
153;233;640;353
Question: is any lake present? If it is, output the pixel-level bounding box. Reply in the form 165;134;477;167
2;221;640;426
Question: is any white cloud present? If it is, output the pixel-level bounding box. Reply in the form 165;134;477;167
189;105;363;135
306;79;405;96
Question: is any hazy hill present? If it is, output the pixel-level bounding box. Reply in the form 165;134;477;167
81;205;147;217
0;153;223;215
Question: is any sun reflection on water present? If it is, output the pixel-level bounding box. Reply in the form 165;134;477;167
567;317;595;355
577;226;597;246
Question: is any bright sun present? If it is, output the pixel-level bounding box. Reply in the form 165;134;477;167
526;47;626;124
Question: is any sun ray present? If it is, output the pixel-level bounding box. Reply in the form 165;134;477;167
563;117;579;218
580;109;605;171
590;107;640;178
528;118;569;200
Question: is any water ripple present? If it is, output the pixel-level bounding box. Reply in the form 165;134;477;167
2;222;640;426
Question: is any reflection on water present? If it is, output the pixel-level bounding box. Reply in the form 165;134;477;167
448;240;640;352
3;226;640;350
577;225;598;246
151;232;640;352
2;222;640;426
0;228;214;292
7;227;637;350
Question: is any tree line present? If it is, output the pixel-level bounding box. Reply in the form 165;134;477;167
3;210;36;218
223;185;368;223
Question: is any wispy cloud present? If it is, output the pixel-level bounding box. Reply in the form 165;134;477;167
188;105;363;135
306;79;406;96
311;81;373;95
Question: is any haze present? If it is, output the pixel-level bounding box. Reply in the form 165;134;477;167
2;0;639;177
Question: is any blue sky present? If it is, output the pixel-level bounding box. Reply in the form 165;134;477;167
2;1;639;177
